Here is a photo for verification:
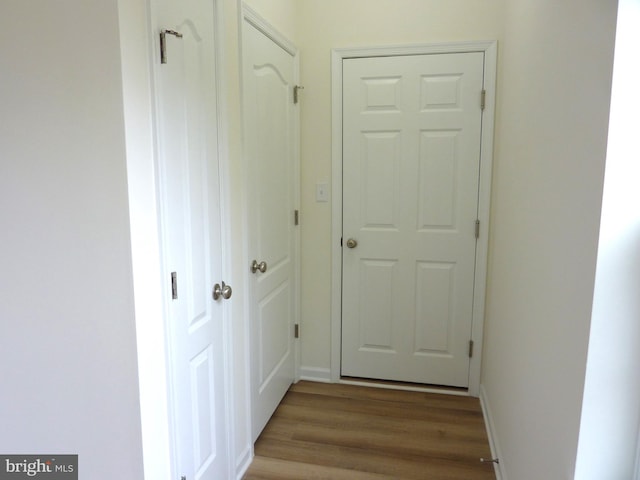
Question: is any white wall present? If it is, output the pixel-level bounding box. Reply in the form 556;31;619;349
0;2;144;478
480;1;618;478
295;0;506;375
574;0;640;477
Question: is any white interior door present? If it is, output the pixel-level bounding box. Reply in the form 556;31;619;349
243;16;298;441
154;0;230;478
341;52;484;388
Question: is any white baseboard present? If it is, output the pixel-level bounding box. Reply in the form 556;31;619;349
479;384;506;480
299;366;332;383
235;444;253;480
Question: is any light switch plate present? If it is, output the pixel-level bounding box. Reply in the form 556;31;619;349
316;182;329;202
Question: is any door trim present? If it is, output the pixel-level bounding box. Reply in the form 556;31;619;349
330;41;497;396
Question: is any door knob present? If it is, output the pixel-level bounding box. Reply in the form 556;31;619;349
346;238;358;249
220;281;232;299
251;260;268;274
212;281;232;300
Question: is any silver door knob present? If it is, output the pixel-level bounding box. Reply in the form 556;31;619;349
212;281;232;300
346;238;358;248
251;260;268;273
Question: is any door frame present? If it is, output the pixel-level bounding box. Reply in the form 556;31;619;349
240;1;302;424
330;41;497;396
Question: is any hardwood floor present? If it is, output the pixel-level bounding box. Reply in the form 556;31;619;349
243;381;496;479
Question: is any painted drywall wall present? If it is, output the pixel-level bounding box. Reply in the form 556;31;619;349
480;0;617;478
574;0;640;477
295;0;506;375
0;2;144;479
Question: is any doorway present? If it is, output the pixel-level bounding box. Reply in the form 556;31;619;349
331;42;497;395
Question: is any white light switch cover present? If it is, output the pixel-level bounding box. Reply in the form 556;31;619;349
316;182;329;202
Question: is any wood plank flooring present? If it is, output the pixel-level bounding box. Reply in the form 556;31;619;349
243;381;496;480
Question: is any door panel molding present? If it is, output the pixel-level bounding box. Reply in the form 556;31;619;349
331;41;497;396
243;4;297;56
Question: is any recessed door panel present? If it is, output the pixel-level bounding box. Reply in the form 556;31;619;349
362;76;402;112
414;262;455;355
418;130;460;230
359;259;397;351
190;347;216;471
362;132;400;229
259;281;291;388
255;66;291;267
421;74;463;110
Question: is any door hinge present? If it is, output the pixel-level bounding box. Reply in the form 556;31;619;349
468;340;474;358
171;272;178;300
293;85;304;104
160;29;183;64
475;220;480;239
480;89;486;111
294;323;300;338
294;209;299;226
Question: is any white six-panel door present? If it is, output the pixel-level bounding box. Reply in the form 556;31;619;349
242;14;298;441
341;52;484;388
154;0;230;477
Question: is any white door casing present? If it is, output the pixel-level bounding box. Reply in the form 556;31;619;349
153;0;231;477
332;42;497;395
242;7;299;441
